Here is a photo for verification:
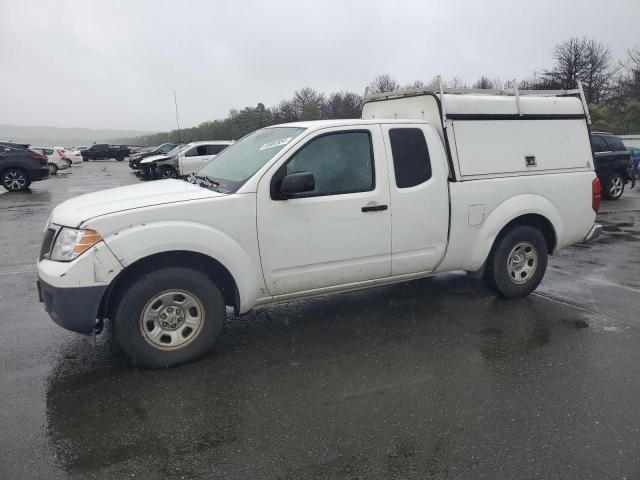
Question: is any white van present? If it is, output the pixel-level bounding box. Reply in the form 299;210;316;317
37;83;601;367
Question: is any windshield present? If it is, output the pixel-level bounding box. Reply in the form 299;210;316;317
165;144;191;157
197;127;305;192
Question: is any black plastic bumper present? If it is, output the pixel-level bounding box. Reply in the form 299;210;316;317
38;278;107;335
31;167;50;182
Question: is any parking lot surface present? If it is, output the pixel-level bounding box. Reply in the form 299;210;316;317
1;162;640;479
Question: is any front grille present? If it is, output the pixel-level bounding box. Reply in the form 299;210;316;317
40;228;57;260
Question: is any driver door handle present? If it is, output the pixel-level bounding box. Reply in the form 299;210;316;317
361;204;388;212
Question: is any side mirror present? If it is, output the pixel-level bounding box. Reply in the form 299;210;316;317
280;171;315;197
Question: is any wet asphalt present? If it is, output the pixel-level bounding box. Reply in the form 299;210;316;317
1;162;640;479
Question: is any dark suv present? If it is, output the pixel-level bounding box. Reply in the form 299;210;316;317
591;132;634;200
0;144;49;192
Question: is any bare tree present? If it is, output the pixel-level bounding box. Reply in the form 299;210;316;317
368;74;399;93
543;37;614;103
473;76;494;89
292;87;325;120
404;80;426;89
448;76;466;88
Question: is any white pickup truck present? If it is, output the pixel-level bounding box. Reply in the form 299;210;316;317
37;85;602;368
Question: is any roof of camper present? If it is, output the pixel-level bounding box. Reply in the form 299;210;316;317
364;92;585;117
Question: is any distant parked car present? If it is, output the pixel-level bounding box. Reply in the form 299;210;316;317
72;145;89;152
590;132;634;200
32;147;70;175
627;147;640;188
138;141;232;180
81;144;131;162
54;146;83;166
0;145;49;191
129;143;178;169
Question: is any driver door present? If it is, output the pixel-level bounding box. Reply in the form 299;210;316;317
256;126;391;296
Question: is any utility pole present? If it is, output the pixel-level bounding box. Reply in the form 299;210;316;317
174;90;182;144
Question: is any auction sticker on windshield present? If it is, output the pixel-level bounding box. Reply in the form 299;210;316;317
259;137;293;151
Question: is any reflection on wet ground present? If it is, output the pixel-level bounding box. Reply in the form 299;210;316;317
2;163;640;479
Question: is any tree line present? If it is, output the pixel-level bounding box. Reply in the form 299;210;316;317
116;37;640;146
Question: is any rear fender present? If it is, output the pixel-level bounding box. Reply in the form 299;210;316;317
469;194;562;270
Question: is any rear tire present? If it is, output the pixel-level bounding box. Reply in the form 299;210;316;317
483;225;548;298
114;267;225;368
602;173;624;200
1;168;30;192
65;159;72;167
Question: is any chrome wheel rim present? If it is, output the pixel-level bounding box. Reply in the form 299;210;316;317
48;163;57;175
139;290;205;351
507;241;538;285
610;176;623;198
4;170;26;190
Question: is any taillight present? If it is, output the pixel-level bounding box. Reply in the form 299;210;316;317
592;177;601;213
32;154;46;161
55;149;65;158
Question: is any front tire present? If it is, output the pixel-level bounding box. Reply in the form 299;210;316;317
48;163;58;175
602;173;624;200
114;267;225;368
484;225;548;298
1;168;30;192
159;166;178;179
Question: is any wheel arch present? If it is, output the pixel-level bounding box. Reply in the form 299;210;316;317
99;250;240;323
467;194;562;271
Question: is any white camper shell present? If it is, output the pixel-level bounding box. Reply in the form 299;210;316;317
362;85;593;180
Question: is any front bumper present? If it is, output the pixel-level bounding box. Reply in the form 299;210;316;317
584;223;602;243
138;163;160;180
38;278;107;335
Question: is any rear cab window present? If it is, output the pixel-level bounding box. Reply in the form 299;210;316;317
389;128;432;188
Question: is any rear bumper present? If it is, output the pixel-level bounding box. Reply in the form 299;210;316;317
31;167;50;182
38;278;107;335
584;224;602;243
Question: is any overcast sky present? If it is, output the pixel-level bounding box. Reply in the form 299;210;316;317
1;0;638;132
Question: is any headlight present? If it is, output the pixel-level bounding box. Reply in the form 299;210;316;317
50;227;103;262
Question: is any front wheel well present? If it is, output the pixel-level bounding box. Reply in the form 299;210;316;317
494;214;557;255
99;250;240;323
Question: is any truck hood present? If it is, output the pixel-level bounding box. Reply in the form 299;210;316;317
51;180;220;227
140;154;171;164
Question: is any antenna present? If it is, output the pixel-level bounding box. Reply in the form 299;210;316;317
174;90;182;144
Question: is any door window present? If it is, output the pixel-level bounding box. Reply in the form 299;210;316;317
389;128;432;188
591;135;608;153
603;136;626;152
206;144;228;155
184;147;199;157
284;131;374;196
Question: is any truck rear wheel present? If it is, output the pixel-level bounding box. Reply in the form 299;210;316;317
483;225;548;298
114;266;225;368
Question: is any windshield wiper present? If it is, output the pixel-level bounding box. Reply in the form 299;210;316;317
188;174;220;189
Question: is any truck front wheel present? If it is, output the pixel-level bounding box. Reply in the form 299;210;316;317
114;266;225;368
483;225;548;298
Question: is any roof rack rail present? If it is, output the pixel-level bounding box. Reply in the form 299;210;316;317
364;78;591;125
